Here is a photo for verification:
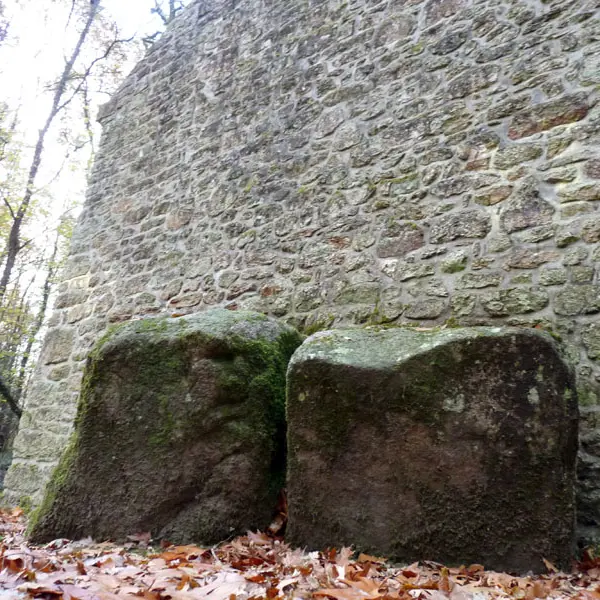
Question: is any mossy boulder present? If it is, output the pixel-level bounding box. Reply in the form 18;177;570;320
29;309;302;544
286;327;578;573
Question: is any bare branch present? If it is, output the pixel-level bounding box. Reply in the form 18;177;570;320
34;139;86;193
2;196;15;220
65;0;76;31
17;239;32;252
55;35;133;116
152;0;169;25
81;78;95;156
143;30;161;49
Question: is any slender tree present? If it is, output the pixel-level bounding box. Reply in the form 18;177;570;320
0;1;101;304
0;0;181;422
15;218;72;400
0;374;20;417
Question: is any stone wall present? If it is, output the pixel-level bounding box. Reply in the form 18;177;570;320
4;0;600;537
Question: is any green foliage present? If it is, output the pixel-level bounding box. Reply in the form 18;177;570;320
299;315;335;336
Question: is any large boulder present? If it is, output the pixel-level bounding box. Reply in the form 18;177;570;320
286;327;578;573
29;309;302;544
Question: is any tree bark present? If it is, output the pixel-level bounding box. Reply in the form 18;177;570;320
0;375;21;418
0;0;101;304
15;233;59;400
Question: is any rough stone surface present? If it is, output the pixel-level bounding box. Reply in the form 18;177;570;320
500;183;555;234
28;309;302;544
287;327;578;573
583;324;600;361
5;0;600;541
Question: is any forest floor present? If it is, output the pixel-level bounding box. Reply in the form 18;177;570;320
1;508;600;600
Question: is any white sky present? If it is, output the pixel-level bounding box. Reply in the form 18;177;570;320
0;0;169;208
1;0;165;124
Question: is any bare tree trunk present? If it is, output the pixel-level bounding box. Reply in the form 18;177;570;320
0;375;21;418
15;233;60;401
0;0;101;304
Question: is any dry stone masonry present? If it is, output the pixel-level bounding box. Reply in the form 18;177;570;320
4;0;600;538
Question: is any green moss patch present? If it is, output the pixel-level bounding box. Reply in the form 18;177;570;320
29;309;302;546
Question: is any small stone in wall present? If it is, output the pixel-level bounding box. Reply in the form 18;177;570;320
488;234;512;253
582;217;600;243
425;279;449;297
404;298;446;319
570;266;594;284
440;249;468;273
510;273;533;285
584;159;600;179
582;323;600;360
295;285;323;312
376;222;424;258
54;289;89;310
474;185;513;206
556;222;582;248
505;248;560;269
508;93;590;139
431;28;469;55
447;65;500;99
494;143;543;170
558;184;600;204
314;106;346;138
456;272;503;289
429;210;491;243
42;328;75;365
513;225;556;245
481;288;549;316
451;292;476;316
488;95;531;121
432;173;501;197
542;167;578;184
333;123;363;151
554;285;600;316
561;203;595;219
581;52;600;86
547;137;573;160
395;261;436;282
425;0;468;25
499;184;555;233
334;283;380;305
539;268;568;286
563;247;589;266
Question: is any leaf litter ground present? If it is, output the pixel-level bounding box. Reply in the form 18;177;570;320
2;509;600;600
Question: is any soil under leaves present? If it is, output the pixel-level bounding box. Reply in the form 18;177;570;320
2;509;600;600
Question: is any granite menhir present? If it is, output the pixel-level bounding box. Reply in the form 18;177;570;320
286;327;578;573
29;309;302;545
